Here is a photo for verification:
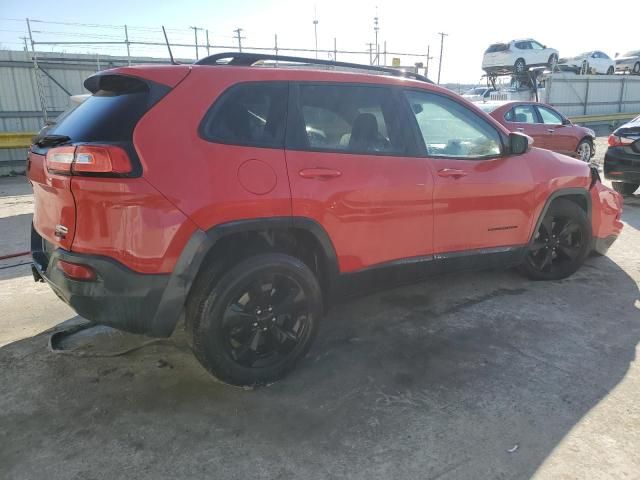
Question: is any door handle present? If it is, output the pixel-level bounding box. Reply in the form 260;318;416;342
437;168;468;178
298;168;342;180
516;127;525;132
547;128;555;133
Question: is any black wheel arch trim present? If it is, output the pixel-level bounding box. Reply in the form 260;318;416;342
529;188;592;245
150;216;339;337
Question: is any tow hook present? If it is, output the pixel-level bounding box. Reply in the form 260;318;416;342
32;265;44;283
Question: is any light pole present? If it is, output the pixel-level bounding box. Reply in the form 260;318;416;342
313;9;319;59
373;13;379;65
437;32;448;85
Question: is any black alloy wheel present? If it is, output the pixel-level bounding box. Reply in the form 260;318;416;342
519;199;591;280
188;253;322;386
221;272;312;368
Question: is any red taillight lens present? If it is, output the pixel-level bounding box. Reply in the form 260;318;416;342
45;146;75;173
45;145;132;175
56;260;96;281
72;145;132;174
608;134;634;147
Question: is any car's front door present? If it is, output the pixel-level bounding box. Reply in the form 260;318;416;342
536;105;575;154
285;83;434;274
505;104;552;149
403;90;536;254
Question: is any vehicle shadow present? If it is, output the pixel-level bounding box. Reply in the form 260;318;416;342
0;255;637;479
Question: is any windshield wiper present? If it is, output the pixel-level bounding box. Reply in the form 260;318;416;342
36;134;71;148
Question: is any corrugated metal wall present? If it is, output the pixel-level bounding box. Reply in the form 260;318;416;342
542;73;640;117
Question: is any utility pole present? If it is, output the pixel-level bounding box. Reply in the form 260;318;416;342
425;45;434;78
205;29;211;56
373;10;380;65
437;32;448;85
190;26;202;60
20;36;28;52
313;7;319;59
367;43;374;65
234;28;245;52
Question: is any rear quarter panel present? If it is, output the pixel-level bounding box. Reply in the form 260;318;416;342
132;67;293;230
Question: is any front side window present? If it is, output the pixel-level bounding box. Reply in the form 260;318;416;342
200;82;288;148
537;106;563;125
530;41;545;50
404;90;502;159
293;84;407;155
505;105;538;124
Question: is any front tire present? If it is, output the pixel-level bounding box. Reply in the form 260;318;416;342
187;253;323;386
612;182;639;195
634;62;640;74
514;58;526;74
548;54;558;71
576;139;593;162
607;66;615;75
519;199;591;281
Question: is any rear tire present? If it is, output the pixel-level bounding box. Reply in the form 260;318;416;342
519;199;591;281
576;139;593;162
187;253;323;386
607;66;615;75
514;58;526;74
634;62;640;74
612;182;639;195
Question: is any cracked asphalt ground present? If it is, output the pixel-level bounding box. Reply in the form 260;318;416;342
1;139;639;479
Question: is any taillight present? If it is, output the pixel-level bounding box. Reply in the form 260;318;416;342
608;134;634;147
45;145;132;175
45;146;75;173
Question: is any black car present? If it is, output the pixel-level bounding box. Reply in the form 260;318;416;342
604;116;640;195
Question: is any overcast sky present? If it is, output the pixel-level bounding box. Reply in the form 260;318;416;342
0;0;633;84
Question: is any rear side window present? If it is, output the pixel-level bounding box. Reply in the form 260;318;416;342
485;43;509;53
200;82;288;148
47;75;164;142
515;42;531;50
290;84;408;155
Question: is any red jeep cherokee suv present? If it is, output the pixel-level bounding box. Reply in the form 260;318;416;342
27;53;623;386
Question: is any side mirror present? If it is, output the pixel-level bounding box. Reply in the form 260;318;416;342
562;118;572;125
509;132;532;155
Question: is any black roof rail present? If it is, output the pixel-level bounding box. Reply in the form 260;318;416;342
194;52;433;84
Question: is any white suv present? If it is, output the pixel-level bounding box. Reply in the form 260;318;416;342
482;39;559;75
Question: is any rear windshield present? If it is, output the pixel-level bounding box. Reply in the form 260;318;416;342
485;43;509;53
47;75;162;142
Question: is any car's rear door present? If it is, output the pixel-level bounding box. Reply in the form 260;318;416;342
403;89;535;254
284;82;434;274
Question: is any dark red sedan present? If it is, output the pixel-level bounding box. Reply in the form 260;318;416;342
478;101;596;162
